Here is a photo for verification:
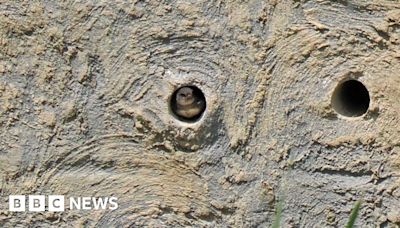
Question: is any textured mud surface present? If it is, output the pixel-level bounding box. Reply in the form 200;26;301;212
1;0;400;227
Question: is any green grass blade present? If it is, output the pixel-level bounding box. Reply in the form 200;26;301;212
346;201;361;228
272;201;283;228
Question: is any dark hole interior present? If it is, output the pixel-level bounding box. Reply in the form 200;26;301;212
170;86;206;123
331;80;370;117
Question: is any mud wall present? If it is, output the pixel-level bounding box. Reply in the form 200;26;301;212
1;0;400;227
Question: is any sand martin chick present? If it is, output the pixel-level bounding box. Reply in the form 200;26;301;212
174;86;206;119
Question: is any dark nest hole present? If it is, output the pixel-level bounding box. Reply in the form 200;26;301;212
331;79;370;117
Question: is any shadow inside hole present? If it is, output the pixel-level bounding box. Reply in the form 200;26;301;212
170;86;207;123
331;80;370;117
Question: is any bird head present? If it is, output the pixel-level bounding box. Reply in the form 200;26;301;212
176;87;195;106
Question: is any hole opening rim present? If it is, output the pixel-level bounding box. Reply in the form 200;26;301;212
331;78;371;118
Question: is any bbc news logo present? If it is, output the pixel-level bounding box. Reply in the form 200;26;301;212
8;195;118;212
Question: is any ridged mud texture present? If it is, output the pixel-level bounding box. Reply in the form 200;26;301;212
1;0;400;227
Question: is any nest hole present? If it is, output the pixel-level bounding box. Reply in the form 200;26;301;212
331;79;370;117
